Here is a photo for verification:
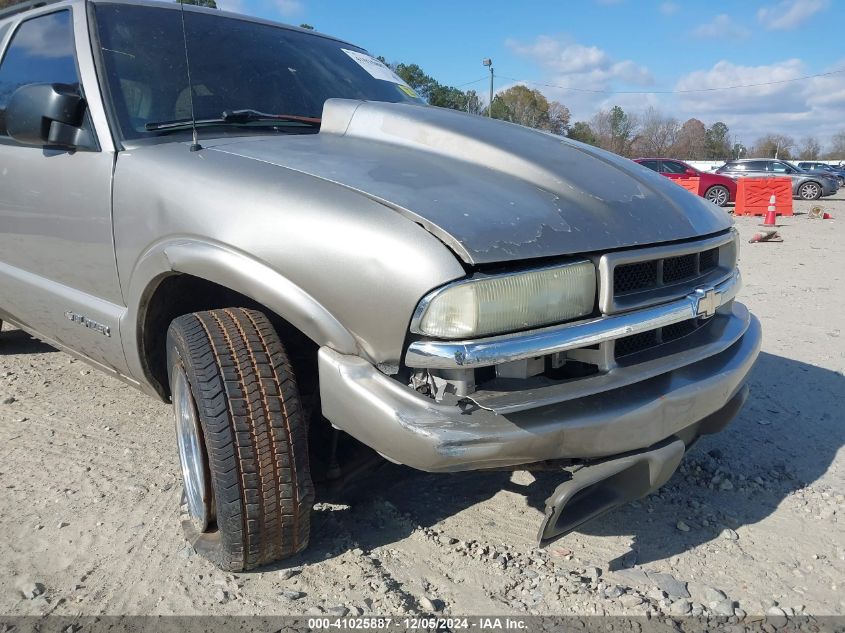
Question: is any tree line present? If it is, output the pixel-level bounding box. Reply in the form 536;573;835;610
386;59;845;161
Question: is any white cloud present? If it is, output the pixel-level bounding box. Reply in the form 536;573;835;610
758;0;829;30
508;37;609;74
505;35;653;122
675;59;805;111
506;31;845;148
506;35;652;90
275;0;304;17
674;58;845;146
692;14;751;40
660;2;679;15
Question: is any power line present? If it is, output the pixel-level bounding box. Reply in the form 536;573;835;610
491;67;845;95
455;76;488;88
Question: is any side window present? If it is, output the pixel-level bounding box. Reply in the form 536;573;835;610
661;161;687;174
745;161;768;172
639;160;659;172
769;161;790;173
0;10;79;137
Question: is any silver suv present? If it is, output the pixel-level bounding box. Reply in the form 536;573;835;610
797;162;845;187
0;0;761;571
716;158;838;200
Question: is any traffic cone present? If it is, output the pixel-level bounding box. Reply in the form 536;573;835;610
761;195;777;227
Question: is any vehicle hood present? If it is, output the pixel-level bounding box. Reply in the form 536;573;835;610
204;100;732;265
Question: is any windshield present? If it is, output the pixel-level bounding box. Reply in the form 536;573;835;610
92;3;422;140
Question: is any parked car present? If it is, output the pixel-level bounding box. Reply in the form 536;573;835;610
0;0;762;571
715;159;838;200
634;158;737;206
797;161;845;187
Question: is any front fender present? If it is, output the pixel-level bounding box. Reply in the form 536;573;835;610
121;238;361;396
164;241;359;353
112;142;468;397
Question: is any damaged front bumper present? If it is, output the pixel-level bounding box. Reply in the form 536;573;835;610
538;437;688;545
318;300;761;473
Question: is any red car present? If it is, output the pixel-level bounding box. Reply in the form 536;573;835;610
634;158;736;207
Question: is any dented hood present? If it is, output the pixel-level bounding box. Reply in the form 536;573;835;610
206;99;732;265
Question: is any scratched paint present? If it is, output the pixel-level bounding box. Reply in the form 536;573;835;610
209;99;732;265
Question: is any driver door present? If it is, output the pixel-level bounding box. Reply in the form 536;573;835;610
0;7;125;371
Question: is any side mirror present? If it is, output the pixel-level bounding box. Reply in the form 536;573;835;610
6;83;91;149
685;168;697;176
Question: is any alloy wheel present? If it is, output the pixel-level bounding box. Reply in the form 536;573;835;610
705;187;729;206
800;183;820;200
173;365;214;532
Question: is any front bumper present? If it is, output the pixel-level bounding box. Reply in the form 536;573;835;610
318;302;762;472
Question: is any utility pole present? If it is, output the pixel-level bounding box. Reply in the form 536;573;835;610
482;58;493;117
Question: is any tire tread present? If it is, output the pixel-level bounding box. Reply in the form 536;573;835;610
167;307;314;571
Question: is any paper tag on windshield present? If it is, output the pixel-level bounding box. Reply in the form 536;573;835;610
397;84;419;98
342;49;405;84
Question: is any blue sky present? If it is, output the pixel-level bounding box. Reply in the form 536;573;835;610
216;0;845;149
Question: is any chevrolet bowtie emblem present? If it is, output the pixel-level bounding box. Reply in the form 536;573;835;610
691;287;719;319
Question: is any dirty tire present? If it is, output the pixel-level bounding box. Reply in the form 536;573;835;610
799;182;822;200
166;308;314;571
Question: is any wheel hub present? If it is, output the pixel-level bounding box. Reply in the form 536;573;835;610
707;188;728;205
173;366;213;532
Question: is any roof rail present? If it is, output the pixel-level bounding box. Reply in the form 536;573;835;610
0;0;66;21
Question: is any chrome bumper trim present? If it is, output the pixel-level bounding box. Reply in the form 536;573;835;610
405;269;741;370
319;312;761;472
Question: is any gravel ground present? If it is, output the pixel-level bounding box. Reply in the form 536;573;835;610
0;195;843;619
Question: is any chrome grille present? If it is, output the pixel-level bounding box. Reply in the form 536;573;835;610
614;247;720;295
699;247;719;272
662;253;697;284
599;232;736;315
613;260;658;293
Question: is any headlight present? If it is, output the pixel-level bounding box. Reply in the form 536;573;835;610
414;261;596;339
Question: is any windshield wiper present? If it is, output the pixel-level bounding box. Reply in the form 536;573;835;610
221;109;321;126
145;109;321;131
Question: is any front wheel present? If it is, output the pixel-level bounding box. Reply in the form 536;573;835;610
704;185;730;207
799;182;822;200
166;307;315;571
